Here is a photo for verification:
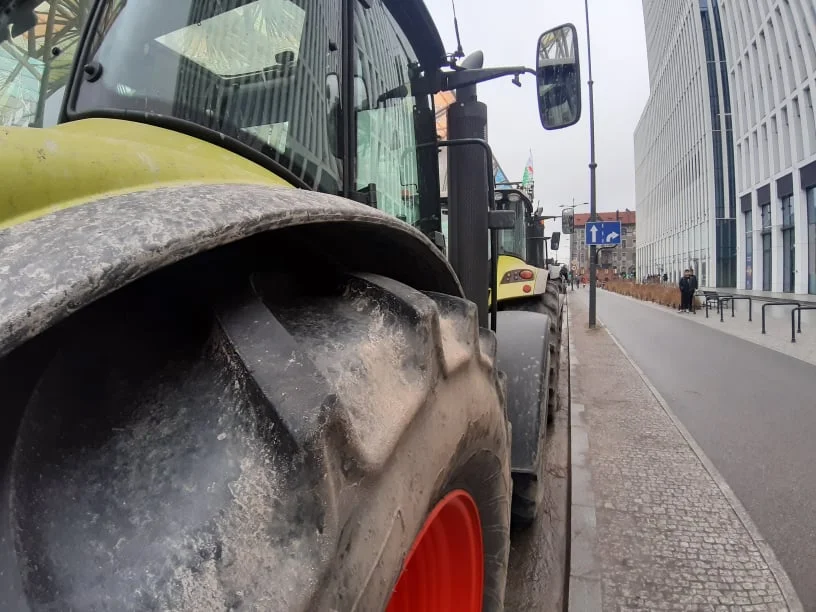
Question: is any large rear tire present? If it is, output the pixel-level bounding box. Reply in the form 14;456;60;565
542;281;564;421
1;263;511;611
512;282;564;422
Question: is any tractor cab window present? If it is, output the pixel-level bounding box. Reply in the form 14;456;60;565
72;0;342;193
0;1;92;128
353;0;429;225
496;194;527;261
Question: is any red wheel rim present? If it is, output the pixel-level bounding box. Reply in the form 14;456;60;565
386;489;484;612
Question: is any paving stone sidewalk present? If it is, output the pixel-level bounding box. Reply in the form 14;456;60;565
568;295;802;612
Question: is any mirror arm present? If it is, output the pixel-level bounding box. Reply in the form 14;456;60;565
441;66;536;92
409;66;536;98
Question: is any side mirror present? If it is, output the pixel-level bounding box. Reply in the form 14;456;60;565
550;231;561;251
561;207;575;234
536;24;582;130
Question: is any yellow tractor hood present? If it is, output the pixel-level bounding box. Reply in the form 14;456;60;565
0;119;291;229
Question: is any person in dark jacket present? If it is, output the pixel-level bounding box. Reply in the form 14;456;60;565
688;268;699;313
678;269;691;312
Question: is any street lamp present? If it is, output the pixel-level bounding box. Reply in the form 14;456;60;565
583;0;599;328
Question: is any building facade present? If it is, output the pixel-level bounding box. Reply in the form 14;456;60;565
716;1;816;294
570;211;637;278
636;0;816;292
635;0;738;287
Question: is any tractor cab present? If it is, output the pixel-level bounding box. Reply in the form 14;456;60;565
492;187;561;305
441;186;562;305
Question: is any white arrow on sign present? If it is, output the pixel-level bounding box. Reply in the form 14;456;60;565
605;232;619;243
589;225;598;243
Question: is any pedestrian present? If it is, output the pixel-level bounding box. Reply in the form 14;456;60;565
688;268;699;313
678;269;691;312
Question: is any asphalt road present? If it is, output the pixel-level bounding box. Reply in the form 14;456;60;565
589;288;816;609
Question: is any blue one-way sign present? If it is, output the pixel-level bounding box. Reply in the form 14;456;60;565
585;221;622;246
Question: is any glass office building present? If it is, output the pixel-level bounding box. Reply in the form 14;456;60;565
636;0;739;288
719;0;816;294
637;0;816;292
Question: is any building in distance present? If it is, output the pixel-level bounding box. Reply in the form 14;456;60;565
569;210;637;279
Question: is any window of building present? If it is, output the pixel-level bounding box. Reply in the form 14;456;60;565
761;203;772;291
808;187;816;294
761;203;772;228
781;196;795;292
745;211;753;289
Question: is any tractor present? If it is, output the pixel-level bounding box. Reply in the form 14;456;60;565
443;183;568;450
0;1;582;610
492;187;567;435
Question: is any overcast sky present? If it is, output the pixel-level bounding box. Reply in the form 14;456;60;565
425;0;651;228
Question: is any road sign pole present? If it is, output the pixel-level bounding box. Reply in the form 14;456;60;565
585;0;598;328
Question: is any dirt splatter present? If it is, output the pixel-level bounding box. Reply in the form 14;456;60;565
319;294;430;471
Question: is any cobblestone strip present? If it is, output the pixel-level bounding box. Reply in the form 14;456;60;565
568;303;603;610
568;296;804;612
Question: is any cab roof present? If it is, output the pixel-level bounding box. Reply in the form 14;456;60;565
384;0;447;71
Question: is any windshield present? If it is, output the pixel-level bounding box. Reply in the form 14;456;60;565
71;0;342;192
498;198;527;261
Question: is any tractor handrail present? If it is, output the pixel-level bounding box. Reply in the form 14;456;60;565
418;138;498;332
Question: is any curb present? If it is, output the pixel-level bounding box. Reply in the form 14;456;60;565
602;318;804;612
566;301;602;611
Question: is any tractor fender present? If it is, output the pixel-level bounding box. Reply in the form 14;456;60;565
495;309;551;474
0;183;462;358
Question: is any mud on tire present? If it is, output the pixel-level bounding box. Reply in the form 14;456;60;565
0;265;511;611
511;281;564;422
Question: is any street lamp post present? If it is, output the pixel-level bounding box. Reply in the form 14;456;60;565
584;0;599;328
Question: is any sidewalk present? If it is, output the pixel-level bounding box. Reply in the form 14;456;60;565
700;287;816;305
585;286;816;368
567;295;803;611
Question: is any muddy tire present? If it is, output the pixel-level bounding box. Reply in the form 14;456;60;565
1;265;510;611
510;474;539;528
509;346;549;529
542;281;563;421
512;282;564;423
